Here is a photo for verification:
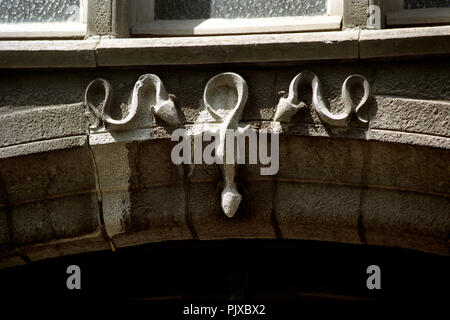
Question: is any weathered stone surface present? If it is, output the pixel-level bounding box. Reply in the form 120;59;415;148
19;231;110;262
242;70;277;121
113;184;192;247
362;189;449;255
0;40;97;68
101;140;190;247
0;27;449;68
371;96;450;137
0;104;87;148
360;26;450;59
127;140;184;186
277;136;365;185
276;182;361;244
0;254;25;270
11;194;99;246
367;130;450;150
343;0;369;29
94;0;112;36
0;72;87;108
373;59;450;101
0;208;11;250
111;0;131;38
0;59;447;133
96;31;359;66
188;163;222;183
190;181;276;239
0;136;88;160
1;147;96;205
90;142;129;237
89;143;129;192
365;142;450;195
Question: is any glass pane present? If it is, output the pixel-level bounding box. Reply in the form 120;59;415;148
0;0;81;23
404;0;450;9
154;0;328;20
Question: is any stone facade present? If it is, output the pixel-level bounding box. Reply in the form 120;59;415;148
0;1;449;269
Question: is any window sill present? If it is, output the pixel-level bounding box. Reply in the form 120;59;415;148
0;23;87;39
132;15;342;36
0;26;449;68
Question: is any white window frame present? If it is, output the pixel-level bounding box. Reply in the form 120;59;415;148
0;0;88;39
132;0;343;36
385;0;450;26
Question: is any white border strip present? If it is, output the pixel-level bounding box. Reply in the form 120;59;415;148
132;15;342;36
0;23;87;38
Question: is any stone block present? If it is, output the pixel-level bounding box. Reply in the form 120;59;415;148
277;135;365;184
365;142;450;195
343;0;368;29
1;146;96;205
11;193;100;246
127;140;184;187
0;136;89;160
112;184;192;247
0;104;87;148
367;130;450;150
19;231;110;262
87;0;112;36
371;96;450;137
362;189;449;255
275;182;361;244
373;59;450;101
190;181;276;239
0;70;91;107
360;26;450;60
96;31;359;67
0;40;97;68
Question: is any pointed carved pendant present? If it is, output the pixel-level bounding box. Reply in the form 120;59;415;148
201;72;249;218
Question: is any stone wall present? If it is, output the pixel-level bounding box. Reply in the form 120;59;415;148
1;55;448;269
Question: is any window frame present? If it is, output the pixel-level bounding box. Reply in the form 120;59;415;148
385;0;450;27
0;0;88;39
131;0;344;36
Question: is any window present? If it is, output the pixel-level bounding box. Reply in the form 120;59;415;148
132;0;343;36
385;0;450;26
0;0;87;38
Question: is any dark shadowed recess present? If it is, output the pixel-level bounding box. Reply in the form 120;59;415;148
0;239;447;313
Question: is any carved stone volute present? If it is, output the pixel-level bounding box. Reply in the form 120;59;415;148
85;74;181;132
274;70;371;127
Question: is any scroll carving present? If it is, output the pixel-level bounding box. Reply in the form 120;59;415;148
84;74;181;132
83;70;371;219
274;70;371;127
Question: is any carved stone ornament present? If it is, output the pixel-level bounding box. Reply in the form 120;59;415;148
274;70;371;127
84;74;181;132
194;72;249;218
